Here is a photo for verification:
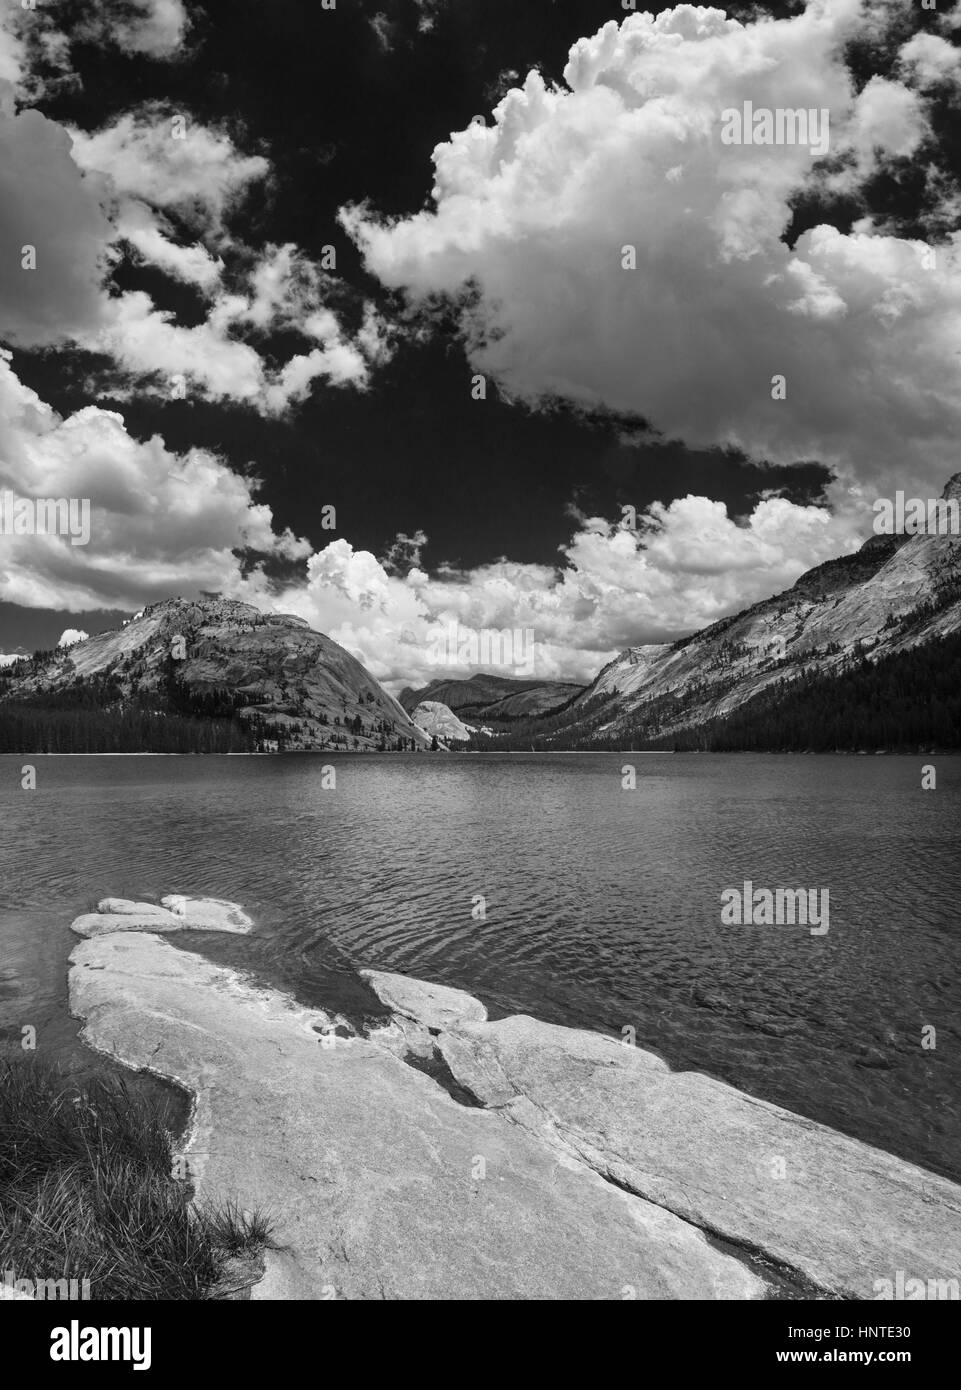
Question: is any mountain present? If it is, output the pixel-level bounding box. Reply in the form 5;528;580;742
410;700;475;746
484;475;961;751
399;673;583;722
0;598;430;753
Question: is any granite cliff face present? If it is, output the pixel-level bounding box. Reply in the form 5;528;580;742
410;700;474;745
558;476;961;745
1;598;429;752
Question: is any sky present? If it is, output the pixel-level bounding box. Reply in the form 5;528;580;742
1;0;960;690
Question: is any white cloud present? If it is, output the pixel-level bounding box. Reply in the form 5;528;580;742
845;75;928;165
57;628;89;647
268;489;865;689
67;106;269;236
343;1;961;500
115;200;224;289
897;32;961;93
90;245;388;411
1;2;191;110
0;351;310;613
0;15;24;105
74;1;191;60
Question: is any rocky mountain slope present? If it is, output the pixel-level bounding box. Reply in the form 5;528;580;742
400;673;583;722
530;475;961;747
0;598;430;753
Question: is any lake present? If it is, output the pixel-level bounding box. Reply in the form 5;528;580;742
1;752;959;1181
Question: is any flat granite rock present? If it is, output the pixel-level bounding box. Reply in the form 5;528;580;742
160;896;253;932
71;912;183;937
71;897;253;937
70;934;763;1301
436;1012;961;1300
98;899;174;917
361;968;488;1029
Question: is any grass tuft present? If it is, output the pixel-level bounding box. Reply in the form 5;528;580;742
0;1054;272;1300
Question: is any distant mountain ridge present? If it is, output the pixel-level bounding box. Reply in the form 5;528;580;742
399;673;583;721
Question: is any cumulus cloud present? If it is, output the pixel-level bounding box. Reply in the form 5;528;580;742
343;1;961;500
844;75;928;165
0;352;310;613
897;32;961;93
57;628;89;647
267;490;864;689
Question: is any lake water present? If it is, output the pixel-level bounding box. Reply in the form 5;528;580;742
1;752;959;1181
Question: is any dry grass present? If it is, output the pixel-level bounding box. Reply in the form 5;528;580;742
0;1054;272;1299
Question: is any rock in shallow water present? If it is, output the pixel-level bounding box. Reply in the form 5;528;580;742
97;898;174;917
360;968;488;1029
160;896;252;932
71;896;253;937
71;912;182;937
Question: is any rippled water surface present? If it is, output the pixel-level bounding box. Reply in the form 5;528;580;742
1;752;959;1179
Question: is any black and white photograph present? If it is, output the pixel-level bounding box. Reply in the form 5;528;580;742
1;0;959;1351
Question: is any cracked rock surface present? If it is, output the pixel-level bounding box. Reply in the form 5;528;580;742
67;916;961;1301
70;931;763;1300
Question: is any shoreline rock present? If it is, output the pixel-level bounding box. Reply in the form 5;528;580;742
66;907;961;1300
69;929;764;1300
71;896;253;938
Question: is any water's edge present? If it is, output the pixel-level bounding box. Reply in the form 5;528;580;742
64;899;961;1302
